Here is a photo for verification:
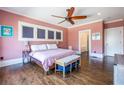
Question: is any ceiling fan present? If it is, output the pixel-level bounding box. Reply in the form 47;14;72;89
52;7;87;25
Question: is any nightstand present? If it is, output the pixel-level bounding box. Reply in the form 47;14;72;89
22;50;30;64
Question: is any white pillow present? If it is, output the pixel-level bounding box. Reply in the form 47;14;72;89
31;44;47;51
47;44;58;49
38;44;47;50
31;45;39;52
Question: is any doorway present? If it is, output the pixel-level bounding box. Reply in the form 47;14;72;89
104;27;124;56
79;29;91;55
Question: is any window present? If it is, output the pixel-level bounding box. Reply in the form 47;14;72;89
48;30;54;39
56;32;61;40
37;28;45;39
22;26;34;38
18;21;63;41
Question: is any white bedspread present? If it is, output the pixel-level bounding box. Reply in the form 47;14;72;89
29;48;75;71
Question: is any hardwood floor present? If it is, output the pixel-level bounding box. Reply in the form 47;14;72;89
0;53;114;85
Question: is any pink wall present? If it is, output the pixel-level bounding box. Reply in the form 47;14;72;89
68;21;104;54
67;20;124;55
0;38;2;58
104;20;124;29
1;9;124;60
0;10;68;60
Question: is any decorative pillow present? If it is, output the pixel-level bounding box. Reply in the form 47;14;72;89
31;44;47;51
47;44;58;49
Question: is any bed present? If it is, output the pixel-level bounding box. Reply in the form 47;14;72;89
28;44;75;74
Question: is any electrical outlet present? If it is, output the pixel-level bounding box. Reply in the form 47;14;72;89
0;57;4;60
94;51;96;53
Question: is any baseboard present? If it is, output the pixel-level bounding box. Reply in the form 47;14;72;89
0;58;22;67
91;53;104;58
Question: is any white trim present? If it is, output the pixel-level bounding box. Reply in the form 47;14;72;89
78;29;91;55
0;58;22;67
67;19;103;29
0;8;66;28
104;19;123;24
91;53;104;58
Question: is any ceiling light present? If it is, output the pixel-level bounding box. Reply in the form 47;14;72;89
97;12;101;16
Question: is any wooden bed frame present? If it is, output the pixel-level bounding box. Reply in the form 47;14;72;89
27;42;55;75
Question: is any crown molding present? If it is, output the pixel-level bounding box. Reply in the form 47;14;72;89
104;19;124;24
67;19;103;29
0;8;67;29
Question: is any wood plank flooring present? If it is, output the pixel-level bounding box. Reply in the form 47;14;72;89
0;52;114;85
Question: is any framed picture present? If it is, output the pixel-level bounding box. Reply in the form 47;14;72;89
0;26;1;37
92;33;96;40
95;32;100;40
92;32;100;40
1;25;13;37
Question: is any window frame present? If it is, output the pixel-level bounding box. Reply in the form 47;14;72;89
18;21;63;41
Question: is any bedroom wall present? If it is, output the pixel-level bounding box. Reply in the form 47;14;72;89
0;38;2;59
1;8;123;61
68;20;124;56
68;21;104;54
104;20;124;29
0;10;68;60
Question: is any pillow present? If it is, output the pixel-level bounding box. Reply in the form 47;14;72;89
31;45;39;52
38;44;47;51
47;44;58;49
31;44;47;51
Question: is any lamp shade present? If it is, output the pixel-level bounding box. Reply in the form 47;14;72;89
23;41;29;51
24;41;29;46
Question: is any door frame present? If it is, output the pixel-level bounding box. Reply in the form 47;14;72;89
104;26;124;56
78;29;91;55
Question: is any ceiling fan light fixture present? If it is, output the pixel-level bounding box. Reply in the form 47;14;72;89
97;12;101;16
52;7;87;25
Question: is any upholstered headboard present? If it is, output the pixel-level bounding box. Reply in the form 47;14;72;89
28;41;58;52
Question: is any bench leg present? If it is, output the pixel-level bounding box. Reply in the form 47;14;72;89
44;71;48;75
63;66;65;78
77;60;81;71
70;64;72;73
75;61;78;71
55;64;56;74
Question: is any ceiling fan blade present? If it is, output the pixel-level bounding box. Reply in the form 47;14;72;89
51;15;65;19
68;19;75;25
67;7;75;17
58;20;66;24
71;16;87;20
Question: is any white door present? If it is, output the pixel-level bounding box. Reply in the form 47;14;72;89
79;29;91;55
80;32;89;52
105;27;124;56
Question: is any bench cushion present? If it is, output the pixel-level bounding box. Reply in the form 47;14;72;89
56;55;80;66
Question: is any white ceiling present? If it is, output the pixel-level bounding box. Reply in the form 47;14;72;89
0;7;124;28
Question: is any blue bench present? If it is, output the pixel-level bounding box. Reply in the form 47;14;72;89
55;55;81;78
